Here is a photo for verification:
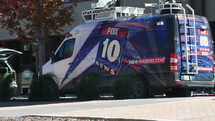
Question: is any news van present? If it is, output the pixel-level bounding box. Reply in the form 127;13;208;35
43;0;215;97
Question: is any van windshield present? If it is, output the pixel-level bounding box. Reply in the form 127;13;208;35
55;38;75;62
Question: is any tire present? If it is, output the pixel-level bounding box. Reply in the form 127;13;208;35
113;73;149;99
132;79;149;98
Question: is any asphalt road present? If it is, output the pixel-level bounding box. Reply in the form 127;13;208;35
1;96;215;118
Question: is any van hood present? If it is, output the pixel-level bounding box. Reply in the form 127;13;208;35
0;48;23;60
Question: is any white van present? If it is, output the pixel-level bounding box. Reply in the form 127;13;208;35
43;1;215;97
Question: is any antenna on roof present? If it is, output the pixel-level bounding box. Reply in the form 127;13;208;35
82;0;145;23
91;0;117;9
159;0;176;4
158;0;183;14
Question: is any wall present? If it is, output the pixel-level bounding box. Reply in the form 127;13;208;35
205;0;215;22
62;0;96;32
0;28;16;41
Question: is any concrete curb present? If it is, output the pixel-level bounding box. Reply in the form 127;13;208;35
0;115;182;121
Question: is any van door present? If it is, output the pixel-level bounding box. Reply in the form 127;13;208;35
178;15;214;82
48;38;76;86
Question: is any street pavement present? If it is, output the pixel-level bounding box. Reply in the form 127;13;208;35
1;96;215;121
46;97;215;121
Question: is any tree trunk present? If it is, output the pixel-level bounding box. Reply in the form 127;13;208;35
37;38;45;76
36;0;45;76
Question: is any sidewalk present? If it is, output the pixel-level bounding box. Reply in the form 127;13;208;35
1;97;215;121
47;98;215;121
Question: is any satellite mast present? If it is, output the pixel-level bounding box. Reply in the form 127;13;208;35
82;0;145;22
91;0;117;9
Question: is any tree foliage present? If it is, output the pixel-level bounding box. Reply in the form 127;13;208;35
29;73;60;101
0;0;76;41
0;0;76;75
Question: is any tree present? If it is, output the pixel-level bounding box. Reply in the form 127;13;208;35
0;0;76;75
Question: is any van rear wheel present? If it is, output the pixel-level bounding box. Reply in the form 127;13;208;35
113;74;149;99
132;79;149;98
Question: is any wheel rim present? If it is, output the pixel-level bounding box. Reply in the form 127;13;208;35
132;81;145;97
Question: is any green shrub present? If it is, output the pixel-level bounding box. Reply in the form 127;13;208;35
113;73;136;99
0;73;16;101
77;72;102;100
29;73;60;101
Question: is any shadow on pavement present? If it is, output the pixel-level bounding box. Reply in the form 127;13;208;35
0;94;115;108
0;95;82;107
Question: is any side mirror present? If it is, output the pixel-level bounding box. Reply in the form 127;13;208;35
50;51;56;63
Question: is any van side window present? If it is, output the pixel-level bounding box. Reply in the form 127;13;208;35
55;38;75;62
